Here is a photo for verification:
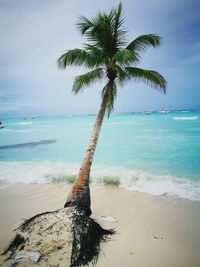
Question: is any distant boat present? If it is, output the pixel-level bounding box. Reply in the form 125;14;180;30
144;111;152;115
0;120;4;129
160;110;171;113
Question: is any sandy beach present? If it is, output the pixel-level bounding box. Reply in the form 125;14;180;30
0;182;200;267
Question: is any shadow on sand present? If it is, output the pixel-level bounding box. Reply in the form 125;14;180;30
0;140;56;150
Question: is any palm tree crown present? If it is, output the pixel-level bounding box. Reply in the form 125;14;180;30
58;3;167;116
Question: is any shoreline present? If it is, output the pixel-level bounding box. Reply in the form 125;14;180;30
0;182;200;266
1;160;200;202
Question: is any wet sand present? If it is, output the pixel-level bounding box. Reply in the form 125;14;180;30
0;182;200;266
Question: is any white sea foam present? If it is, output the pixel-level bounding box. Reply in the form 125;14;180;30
173;116;198;120
0;161;200;201
19;122;33;125
0;161;79;184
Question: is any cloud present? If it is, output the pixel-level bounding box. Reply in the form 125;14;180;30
0;100;33;114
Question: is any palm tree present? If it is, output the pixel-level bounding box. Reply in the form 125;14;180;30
58;3;167;216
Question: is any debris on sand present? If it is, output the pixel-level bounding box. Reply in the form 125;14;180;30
13;251;41;264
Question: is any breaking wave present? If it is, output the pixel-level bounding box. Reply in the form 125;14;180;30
19;122;33;125
0;161;199;201
173;116;198;121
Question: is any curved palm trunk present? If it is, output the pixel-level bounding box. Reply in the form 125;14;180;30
65;92;108;215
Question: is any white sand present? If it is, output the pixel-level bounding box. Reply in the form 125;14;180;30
0;182;200;267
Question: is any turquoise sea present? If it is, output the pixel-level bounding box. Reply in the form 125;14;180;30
0;110;200;200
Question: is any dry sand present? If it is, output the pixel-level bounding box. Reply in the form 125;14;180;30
0;181;200;267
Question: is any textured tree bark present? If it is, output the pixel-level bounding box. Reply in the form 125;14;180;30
65;92;108;215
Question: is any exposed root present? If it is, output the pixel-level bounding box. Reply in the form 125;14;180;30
2;234;26;258
70;206;115;267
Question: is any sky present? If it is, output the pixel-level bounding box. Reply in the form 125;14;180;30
0;0;200;118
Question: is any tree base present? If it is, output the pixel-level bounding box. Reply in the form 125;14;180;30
64;201;92;216
1;206;114;267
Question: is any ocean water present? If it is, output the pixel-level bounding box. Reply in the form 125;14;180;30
0;110;200;200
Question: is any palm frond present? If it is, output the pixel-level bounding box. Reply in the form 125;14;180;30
72;68;104;94
112;3;127;50
85;44;108;65
114;49;139;66
78;4;127;59
57;49;103;69
107;82;117;117
115;65;129;85
76;15;93;35
102;81;117;117
125;67;167;93
90;13;116;57
126;34;161;55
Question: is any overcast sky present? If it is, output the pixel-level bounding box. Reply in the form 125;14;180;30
0;0;200;118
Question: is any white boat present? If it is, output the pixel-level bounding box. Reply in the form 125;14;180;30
160;110;171;113
144;111;152;115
